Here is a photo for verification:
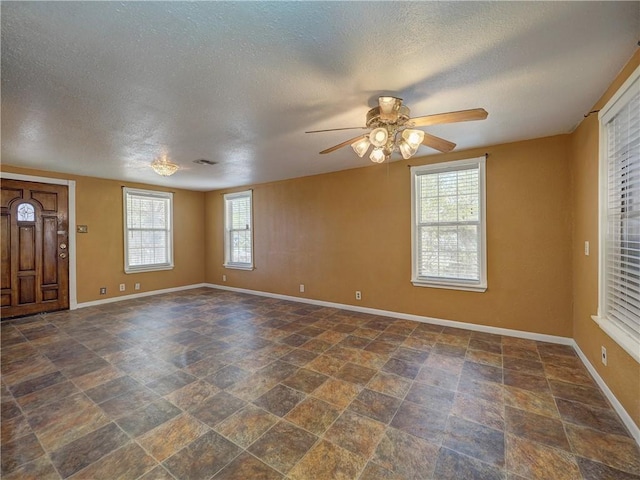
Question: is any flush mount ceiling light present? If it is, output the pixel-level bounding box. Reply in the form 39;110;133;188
306;96;488;163
150;154;180;176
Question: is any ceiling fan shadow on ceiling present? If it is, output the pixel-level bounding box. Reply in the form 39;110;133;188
306;96;488;163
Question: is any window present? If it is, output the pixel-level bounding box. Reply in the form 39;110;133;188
224;190;253;270
594;66;640;363
411;157;487;291
123;188;173;273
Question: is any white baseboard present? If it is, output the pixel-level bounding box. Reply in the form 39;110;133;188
75;283;209;309
74;280;638;446
204;283;573;345
573;343;640;445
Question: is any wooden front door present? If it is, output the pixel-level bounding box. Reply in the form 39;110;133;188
1;179;69;318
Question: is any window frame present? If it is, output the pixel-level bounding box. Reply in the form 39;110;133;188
593;65;640;363
223;189;254;271
123;187;174;274
411;156;487;292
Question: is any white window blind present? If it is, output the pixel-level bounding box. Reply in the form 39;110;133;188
596;67;640;361
224;190;253;269
123;188;173;273
411;157;487;291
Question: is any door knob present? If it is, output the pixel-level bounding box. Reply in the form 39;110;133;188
59;253;67;259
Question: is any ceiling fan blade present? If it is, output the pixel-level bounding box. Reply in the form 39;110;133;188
410;108;488;127
320;135;367;154
421;132;456;153
306;126;367;133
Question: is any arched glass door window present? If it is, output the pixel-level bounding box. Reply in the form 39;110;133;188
17;203;35;222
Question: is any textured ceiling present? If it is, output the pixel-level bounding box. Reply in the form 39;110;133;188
1;2;638;191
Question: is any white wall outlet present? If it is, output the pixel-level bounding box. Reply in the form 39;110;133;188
584;241;590;256
99;287;107;295
601;346;607;366
134;283;140;291
119;283;125;292
223;274;227;282
299;284;305;293
355;291;362;300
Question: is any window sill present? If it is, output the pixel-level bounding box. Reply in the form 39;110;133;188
223;264;254;271
125;264;174;274
412;280;486;292
591;315;640;364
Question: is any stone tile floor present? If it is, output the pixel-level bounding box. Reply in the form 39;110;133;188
1;288;639;479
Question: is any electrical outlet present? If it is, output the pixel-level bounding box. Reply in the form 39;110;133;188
99;287;106;295
355;291;362;300
134;283;140;291
601;346;607;366
299;284;305;293
223;274;227;282
119;283;125;292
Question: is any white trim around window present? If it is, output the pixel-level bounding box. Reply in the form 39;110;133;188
411;157;487;292
593;65;640;363
223;190;254;270
123;187;174;274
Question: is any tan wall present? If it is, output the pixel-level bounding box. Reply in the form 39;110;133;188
205;134;573;337
0;165;206;303
570;50;640;428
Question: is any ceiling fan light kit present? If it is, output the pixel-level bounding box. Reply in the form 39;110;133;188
308;96;488;164
150;154;180;176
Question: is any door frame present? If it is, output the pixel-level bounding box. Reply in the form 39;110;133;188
1;172;77;310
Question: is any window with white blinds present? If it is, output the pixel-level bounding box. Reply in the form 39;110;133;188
411;157;487;291
123;188;173;273
595;66;640;363
224;190;253;270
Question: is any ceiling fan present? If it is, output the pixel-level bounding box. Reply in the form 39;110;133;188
306;96;488;163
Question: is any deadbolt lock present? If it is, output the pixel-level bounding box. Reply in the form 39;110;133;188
59;253;67;259
60;243;67;249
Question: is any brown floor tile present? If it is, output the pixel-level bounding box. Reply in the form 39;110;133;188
348;388;402;424
313;378;362;409
215;404;278;448
253;384;306;417
213;452;282;479
259;360;300;383
183;356;227;378
548;379;609;409
190;390;246;427
137;465;175;480
469;338;503;355
16;380;80;412
26;392;110;452
335;362;377;385
1;433;45;476
372;427;440;479
506;434;581;480
289;439;367;480
68;442;156;480
279;348;317;367
164;379;219;410
70;366;124;391
163;430;241;479
115;398;182;437
204;364;250;389
391;400;449;443
306;354;345;376
503;355;545;376
565;424;640;475
367;371;412;398
434;447;506;480
248;420;317;474
97;386;159;419
577;456;640;480
281;367;328;393
359;462;404;480
137;413;209;462
381;357;420;379
466;349;503;368
452;392;505;430
405;382;455;411
444;416;505;467
9;371;66;398
505;406;570;451
85;375;141;404
504;385;559;418
146;370;196;395
285;396;341;435
503;370;549;393
365;341;398;356
425;352;465;374
2;455;61;480
1;413;32;445
50;423;129;479
325;410;386;458
556;398;629;436
543;363;595;387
